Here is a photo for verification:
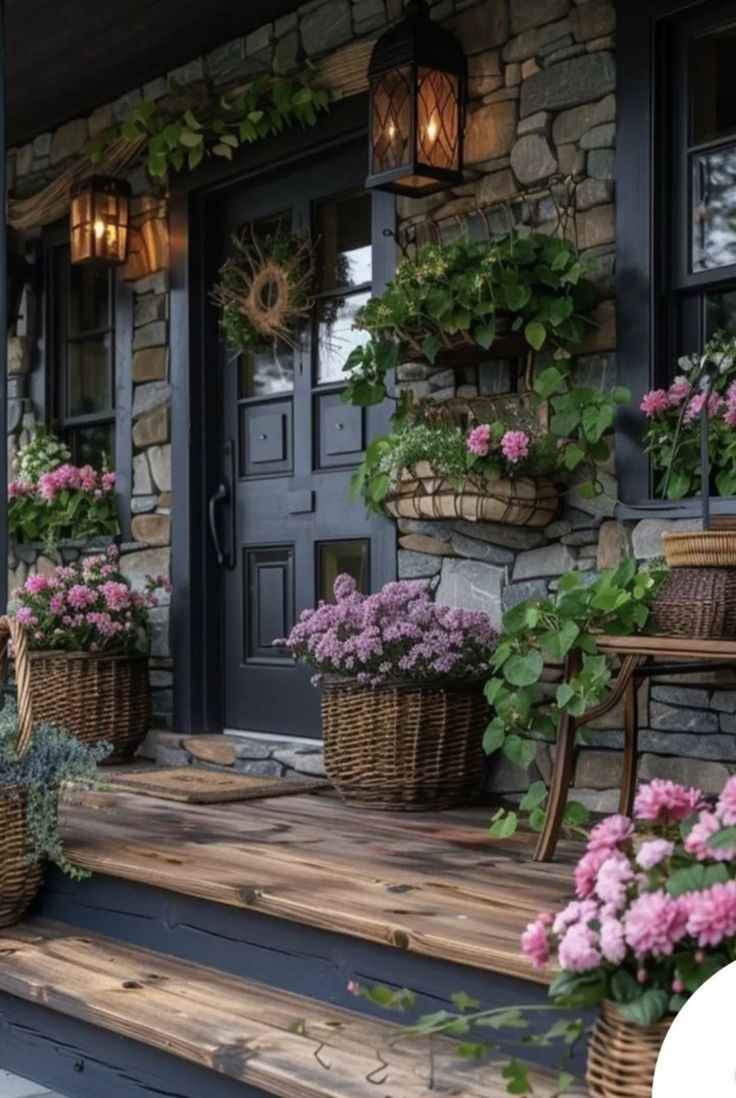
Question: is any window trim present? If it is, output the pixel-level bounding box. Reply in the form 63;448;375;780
39;219;133;539
615;0;736;508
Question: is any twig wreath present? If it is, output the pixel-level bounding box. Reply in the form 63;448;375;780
211;228;315;354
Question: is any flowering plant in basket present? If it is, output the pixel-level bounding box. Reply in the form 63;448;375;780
521;777;736;1025
278;575;497;686
8;426;119;548
12;546;171;655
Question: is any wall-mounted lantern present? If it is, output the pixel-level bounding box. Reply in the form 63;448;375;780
70;176;131;265
366;0;466;197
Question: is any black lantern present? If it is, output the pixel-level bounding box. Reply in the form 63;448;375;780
70;176;131;265
366;0;466;196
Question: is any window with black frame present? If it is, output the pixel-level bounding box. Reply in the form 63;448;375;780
52;245;116;469
669;8;736;360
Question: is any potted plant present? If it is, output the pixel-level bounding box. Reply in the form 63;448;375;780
8;426;119;549
12;546;170;762
342;233;598;400
0;615;109;926
278;575;497;810
521;777;736;1097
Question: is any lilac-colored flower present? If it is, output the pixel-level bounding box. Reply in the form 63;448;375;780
595;853;634;909
599;917;626;964
15;607;37;628
636;839;675;870
24;573;48;596
558;922;601;973
520;912;553;969
67;584;97;610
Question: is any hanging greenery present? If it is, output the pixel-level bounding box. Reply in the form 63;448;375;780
91;64;331;178
211;228;315;354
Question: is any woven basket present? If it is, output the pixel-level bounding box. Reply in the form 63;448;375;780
321;679;488;810
662;530;736;567
384;462;559;528
652;567;736;638
0;616;44;926
28;652;150;763
586;1001;672;1098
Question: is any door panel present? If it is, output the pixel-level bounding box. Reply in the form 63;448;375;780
213;143;395;737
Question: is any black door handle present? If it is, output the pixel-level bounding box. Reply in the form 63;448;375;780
208;482;228;565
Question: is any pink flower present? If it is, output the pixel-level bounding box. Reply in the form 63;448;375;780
724;408;736;429
636;839;675;870
684;810;736;863
467;424;492;457
595;853;634;910
634;779;703;824
599;917;626;964
48;593;65;616
624;891;688;958
683;391;722;424
587;814;634;853
640;389;671;417
575;848;609;898
716;774;736;826
667;377;692;406
558;921;601;972
99;581;130;611
78;465;98;492
101;471;117;492
684;881;736;948
38;470;60;501
67;584;97;610
552;899;599;938
500;430;530;464
24;573;48;596
520;913;553;969
15;608;37;628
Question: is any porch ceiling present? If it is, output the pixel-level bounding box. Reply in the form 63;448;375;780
5;0;301;146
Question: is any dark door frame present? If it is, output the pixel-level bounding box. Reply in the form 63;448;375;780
169;96;396;735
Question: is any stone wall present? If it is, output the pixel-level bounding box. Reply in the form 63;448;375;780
4;0;735;798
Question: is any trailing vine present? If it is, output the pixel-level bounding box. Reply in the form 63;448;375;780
485;560;666;838
91;64;331;177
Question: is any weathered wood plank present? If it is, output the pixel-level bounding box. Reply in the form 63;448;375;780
0;920;586;1098
59;790;577;984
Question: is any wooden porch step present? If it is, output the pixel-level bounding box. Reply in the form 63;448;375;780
0;919;585;1098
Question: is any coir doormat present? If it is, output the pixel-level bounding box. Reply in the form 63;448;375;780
104;767;331;804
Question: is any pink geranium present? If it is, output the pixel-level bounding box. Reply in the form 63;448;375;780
640;389;671;417
684;882;736;948
500;430;530;464
634;779;703;824
624;891;688;957
587;813;634;853
466;424;492;457
667;377;692;406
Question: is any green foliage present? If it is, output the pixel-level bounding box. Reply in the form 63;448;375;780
641;331;736;499
350;981;586;1097
485;560;666;837
91;65;330;178
0;697;110;878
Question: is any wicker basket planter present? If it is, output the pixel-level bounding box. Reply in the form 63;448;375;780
662;529;736;568
28;652;150;763
383;461;559;529
652;567;736;638
586;1001;672;1098
321;678;488;810
0;616;44;927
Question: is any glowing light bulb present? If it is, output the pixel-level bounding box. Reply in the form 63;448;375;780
426;116;439;143
94;219;105;240
388;121;396;141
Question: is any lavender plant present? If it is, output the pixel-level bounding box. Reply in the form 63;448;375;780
0;697;110;878
278;575;497;686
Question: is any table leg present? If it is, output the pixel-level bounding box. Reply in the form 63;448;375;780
534;651;580;863
619;669;642;816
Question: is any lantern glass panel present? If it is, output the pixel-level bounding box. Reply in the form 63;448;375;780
371;66;413;175
417;67;460;172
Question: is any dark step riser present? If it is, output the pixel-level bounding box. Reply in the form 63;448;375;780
37;871;588;1075
0;990;274;1098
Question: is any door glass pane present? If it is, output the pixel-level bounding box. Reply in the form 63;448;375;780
316;290;371;384
67;338;112;416
69;265;110;335
690;24;736;145
318;191;372;290
706;288;736;338
239;344;295;397
318;540;369;602
692;147;736;271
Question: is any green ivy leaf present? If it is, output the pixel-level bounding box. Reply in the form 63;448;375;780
524;320;547;351
504;650;544;687
707;825;736;850
502;1059;531;1096
483;719;506;755
421;333;441;364
503;735;537;770
563;800;588;826
615;990;669;1026
489;810;518;838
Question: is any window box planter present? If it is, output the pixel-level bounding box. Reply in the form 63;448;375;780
28;651;150;764
383;460;560;528
321;677;488;811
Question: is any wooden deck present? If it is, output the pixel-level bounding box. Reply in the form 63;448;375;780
60;788;580;985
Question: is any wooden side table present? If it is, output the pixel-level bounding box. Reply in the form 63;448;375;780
534;635;736;862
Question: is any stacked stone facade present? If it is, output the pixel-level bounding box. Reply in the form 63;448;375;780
4;0;734;794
